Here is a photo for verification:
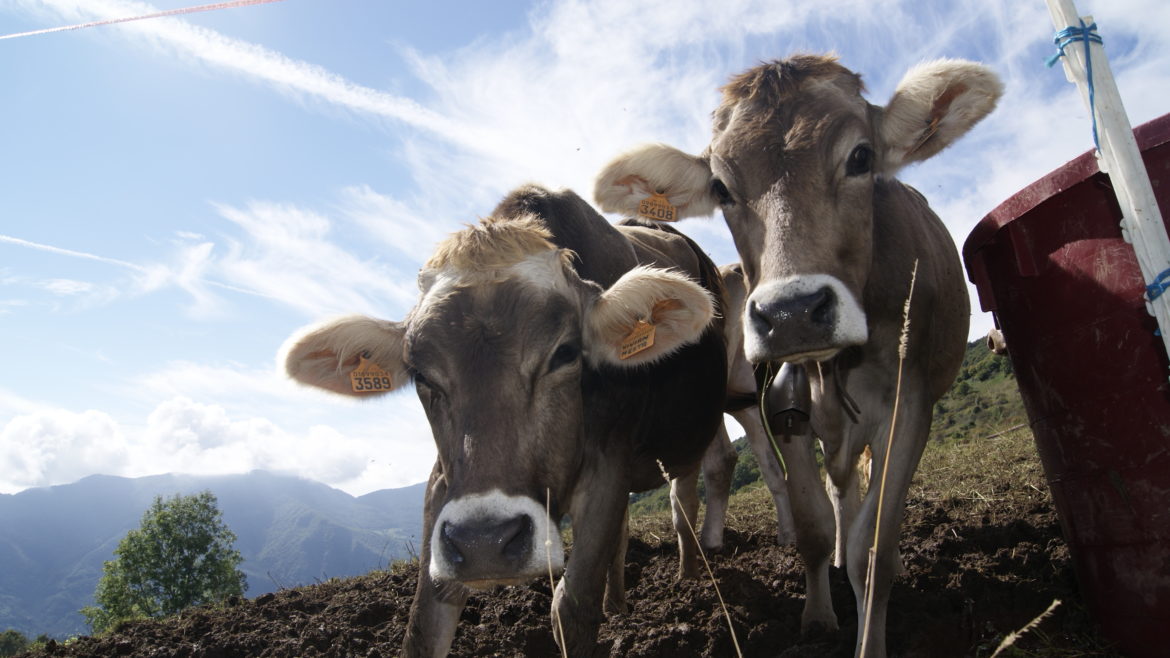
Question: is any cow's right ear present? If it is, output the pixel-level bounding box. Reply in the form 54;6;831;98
593;143;719;220
280;315;411;397
585;266;715;367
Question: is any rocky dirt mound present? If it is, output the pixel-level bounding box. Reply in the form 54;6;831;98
23;434;1122;657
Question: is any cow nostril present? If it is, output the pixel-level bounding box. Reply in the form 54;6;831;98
749;299;776;335
501;515;534;561
810;287;836;327
440;521;465;565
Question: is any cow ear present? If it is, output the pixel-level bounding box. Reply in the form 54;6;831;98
878;59;1002;173
281;315;410;397
593;143;719;221
585;266;715;367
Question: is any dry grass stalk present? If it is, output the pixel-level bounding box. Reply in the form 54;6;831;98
990;599;1062;658
657;460;744;658
859;259;918;656
546;488;568;658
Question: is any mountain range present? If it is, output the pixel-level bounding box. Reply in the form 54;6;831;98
0;471;426;639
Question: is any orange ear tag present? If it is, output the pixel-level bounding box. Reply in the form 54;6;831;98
636;193;677;222
350;355;394;393
619;320;656;360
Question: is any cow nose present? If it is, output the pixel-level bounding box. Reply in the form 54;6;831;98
749;286;837;336
439;514;535;573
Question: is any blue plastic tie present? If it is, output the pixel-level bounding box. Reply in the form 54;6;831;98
1047;20;1103;151
1147;268;1170;302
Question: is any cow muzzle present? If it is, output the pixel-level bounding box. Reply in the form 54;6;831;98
429;490;565;588
743;274;867;363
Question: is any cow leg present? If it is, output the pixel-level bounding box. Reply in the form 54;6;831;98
604;507;630;616
669;468;702;580
774;431;838;633
553;482;627;656
698;422;737;552
825;441;863;568
847;398;932;658
732;407;797;545
404;463;470;658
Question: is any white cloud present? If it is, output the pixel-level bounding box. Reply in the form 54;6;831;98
338;185;452;260
0;408;130;490
37;278;94;296
0;299;29;314
212;200;420;318
0;392;435;496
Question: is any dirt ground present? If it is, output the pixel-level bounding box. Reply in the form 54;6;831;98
22;435;1122;658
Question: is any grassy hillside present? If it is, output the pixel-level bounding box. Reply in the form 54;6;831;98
931;339;1027;442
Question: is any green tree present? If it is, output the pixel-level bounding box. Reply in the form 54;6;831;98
0;629;29;657
82;491;247;634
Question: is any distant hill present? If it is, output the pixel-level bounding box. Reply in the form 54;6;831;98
930;338;1027;441
0;471;425;639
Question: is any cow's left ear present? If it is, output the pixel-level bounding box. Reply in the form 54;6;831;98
585;266;715;367
878;59;1003;173
593;143;720;220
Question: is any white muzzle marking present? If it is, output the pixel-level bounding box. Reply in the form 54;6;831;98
742;273;868;363
428;489;565;584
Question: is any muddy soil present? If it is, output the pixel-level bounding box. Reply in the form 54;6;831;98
22;451;1121;657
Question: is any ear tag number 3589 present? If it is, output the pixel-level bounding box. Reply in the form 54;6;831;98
350;355;393;393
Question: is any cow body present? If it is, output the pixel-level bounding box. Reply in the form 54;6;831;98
282;185;727;656
595;55;1001;658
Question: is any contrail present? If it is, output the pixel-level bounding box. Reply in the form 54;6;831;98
0;233;276;300
0;234;147;272
0;0;287;41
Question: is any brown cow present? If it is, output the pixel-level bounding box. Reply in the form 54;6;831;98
594;55;1001;658
281;185;727;656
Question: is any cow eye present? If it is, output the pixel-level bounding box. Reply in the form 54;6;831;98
846;144;874;176
711;179;734;206
412;370;438;393
548;343;580;372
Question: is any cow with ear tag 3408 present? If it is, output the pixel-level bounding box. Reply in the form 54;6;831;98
280;185;728;657
595;55;1001;658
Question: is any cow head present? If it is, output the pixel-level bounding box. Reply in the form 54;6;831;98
595;55;1001;363
281;214;714;588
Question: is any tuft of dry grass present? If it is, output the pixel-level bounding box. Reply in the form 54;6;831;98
910;425;1049;517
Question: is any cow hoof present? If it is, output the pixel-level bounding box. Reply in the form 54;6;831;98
775;530;797;546
800;611;839;635
604;599;629;616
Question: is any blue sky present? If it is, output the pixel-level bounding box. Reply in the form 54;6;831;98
2;0;1168;495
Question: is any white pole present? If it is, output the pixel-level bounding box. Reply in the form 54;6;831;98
1046;0;1170;364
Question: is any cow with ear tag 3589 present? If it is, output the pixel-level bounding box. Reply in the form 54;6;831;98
280;185;727;657
595;55;1001;658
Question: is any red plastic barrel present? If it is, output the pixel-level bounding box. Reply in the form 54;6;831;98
964;113;1170;656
